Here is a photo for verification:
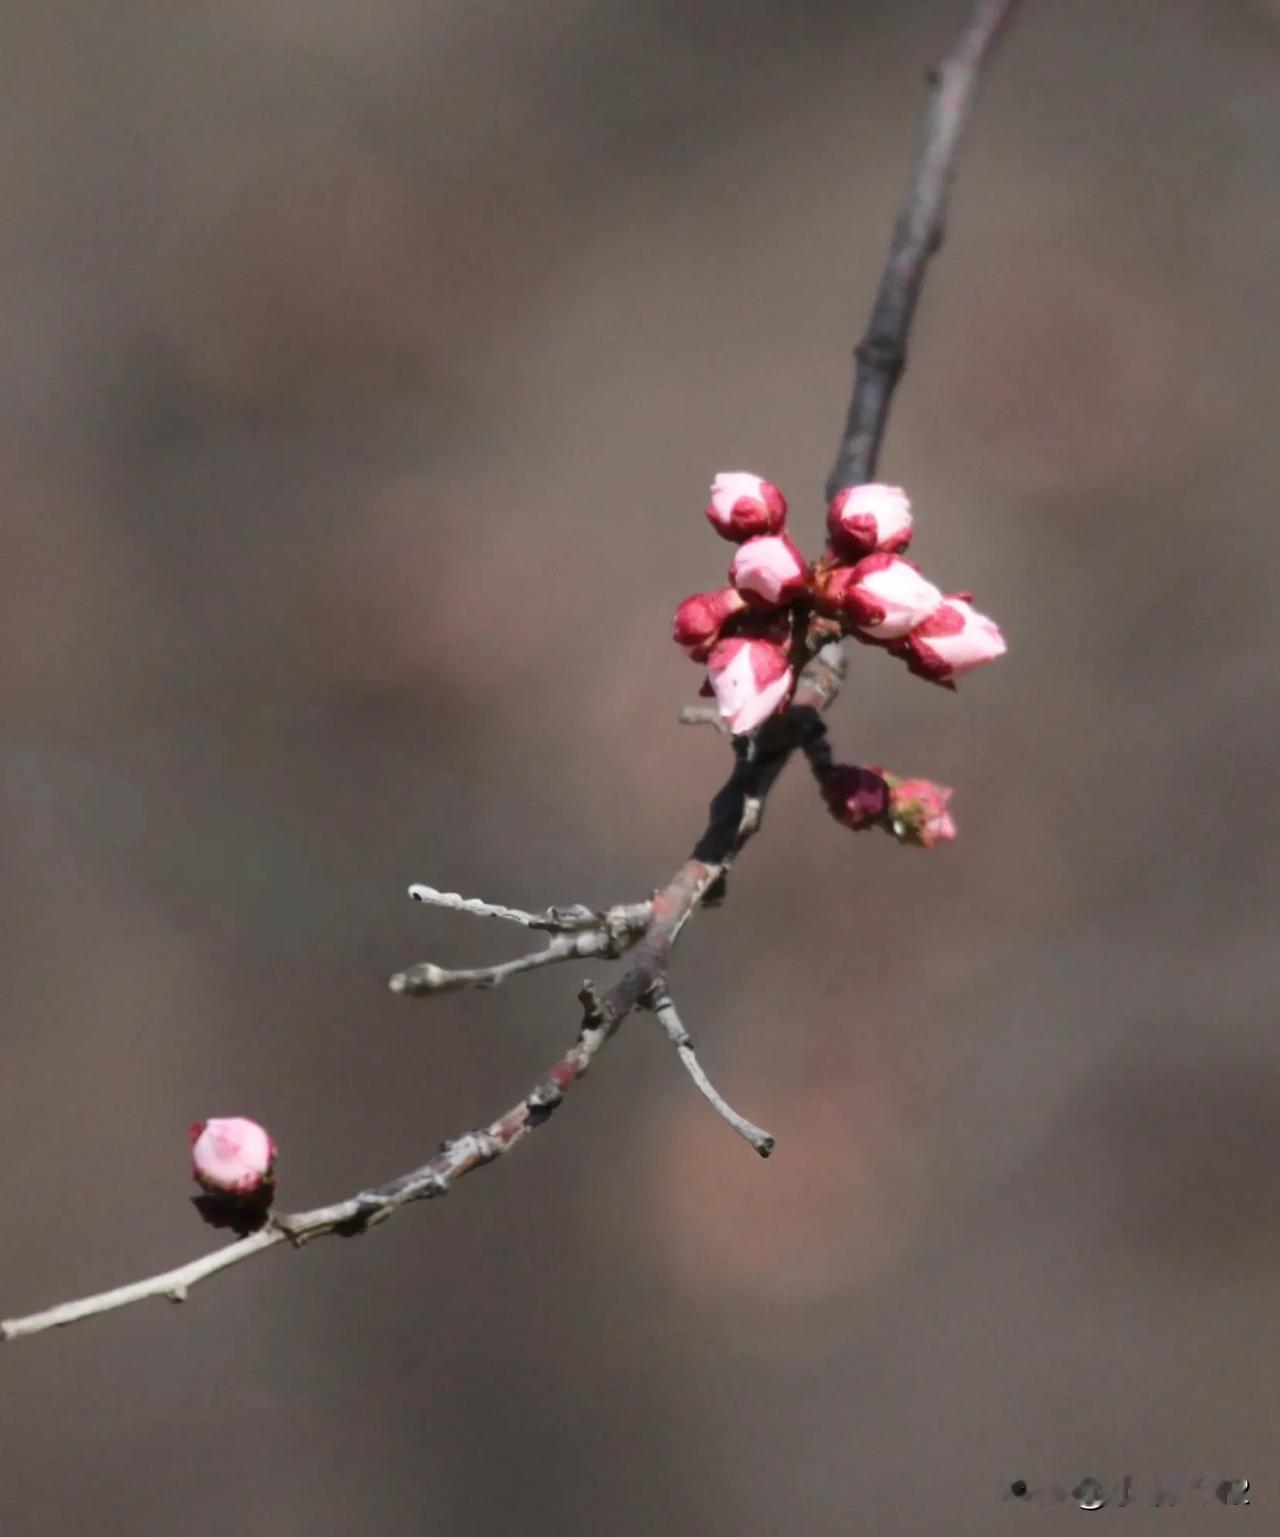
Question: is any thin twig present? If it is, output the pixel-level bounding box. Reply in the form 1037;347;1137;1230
408;885;650;935
645;985;775;1157
389;927;627;995
826;0;1021;498
678;705;728;731
392;894;654;994
407;886;549;927
0;0;1020;1343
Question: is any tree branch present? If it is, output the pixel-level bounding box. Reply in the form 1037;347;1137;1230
0;0;1020;1343
825;0;1021;498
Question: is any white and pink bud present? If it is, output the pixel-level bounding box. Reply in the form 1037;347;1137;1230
834;553;944;640
729;533;810;608
672;587;747;660
826;483;913;557
900;595;1007;685
705;634;794;735
705;472;788;543
190;1116;276;1199
887;779;957;849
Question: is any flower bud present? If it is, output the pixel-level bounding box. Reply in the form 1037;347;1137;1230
705;634;794;735
821;764;890;830
190;1117;276;1198
729;533;810;608
900;595;1007;685
672;587;747;660
705;472;788;543
887;779;957;848
833;553;944;640
826;484;913;557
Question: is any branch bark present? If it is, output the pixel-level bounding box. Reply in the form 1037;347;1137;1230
825;0;1021;499
1;0;1021;1343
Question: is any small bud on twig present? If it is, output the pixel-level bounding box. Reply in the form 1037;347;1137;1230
898;594;1007;685
672;587;748;661
821;764;891;830
704;472;788;543
887;778;957;847
729;533;811;608
705;634;794;736
829;553;945;640
190;1118;276;1200
826;483;914;557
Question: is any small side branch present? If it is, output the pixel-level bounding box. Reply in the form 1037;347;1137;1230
408;884;651;936
392;894;654;995
408;885;550;926
645;985;775;1158
390;928;619;995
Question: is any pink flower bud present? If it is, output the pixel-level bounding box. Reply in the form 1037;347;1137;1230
887;779;957;848
672;587;747;660
821;764;890;830
705;634;794;735
190;1117;276;1198
705;472;788;543
826;484;913;557
901;595;1007;685
729;533;810;608
837;553;944;640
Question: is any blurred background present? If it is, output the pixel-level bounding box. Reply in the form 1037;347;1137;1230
2;0;1278;1530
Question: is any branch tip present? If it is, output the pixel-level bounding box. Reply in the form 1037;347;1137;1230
645;987;777;1157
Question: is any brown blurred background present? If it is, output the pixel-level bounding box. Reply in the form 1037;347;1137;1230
2;0;1279;1531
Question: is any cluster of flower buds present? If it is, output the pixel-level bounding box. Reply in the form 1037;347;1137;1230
190;1116;276;1203
819;763;957;849
673;473;1006;735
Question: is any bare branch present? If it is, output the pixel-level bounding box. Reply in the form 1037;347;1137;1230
407;884;651;935
407;885;552;927
826;0;1021;498
645;985;775;1158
